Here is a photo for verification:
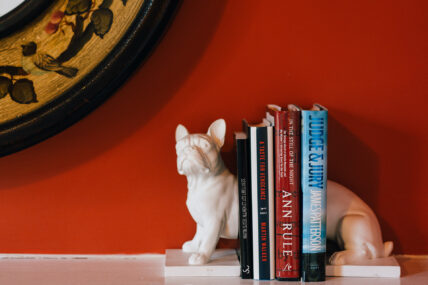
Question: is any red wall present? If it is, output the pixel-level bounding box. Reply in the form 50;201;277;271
0;0;427;254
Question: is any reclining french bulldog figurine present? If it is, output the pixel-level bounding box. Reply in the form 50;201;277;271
327;180;393;264
175;119;393;266
175;119;239;265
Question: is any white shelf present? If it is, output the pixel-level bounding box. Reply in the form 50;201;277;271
165;249;401;278
165;249;240;277
0;254;426;284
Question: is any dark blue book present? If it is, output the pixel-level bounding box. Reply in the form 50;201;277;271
235;132;253;279
301;104;328;282
244;119;275;280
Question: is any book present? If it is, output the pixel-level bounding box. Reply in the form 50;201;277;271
234;132;253;279
243;119;275;280
266;104;301;281
301;104;328;282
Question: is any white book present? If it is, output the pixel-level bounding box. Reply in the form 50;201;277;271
245;120;275;280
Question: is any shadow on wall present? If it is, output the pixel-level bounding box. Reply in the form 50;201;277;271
0;0;229;190
328;113;381;213
328;109;423;254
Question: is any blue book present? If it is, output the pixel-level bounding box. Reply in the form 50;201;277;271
301;104;328;282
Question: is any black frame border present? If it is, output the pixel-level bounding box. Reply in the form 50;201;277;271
0;0;180;157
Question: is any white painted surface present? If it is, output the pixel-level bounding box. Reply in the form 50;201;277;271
327;256;401;278
165;249;401;278
0;254;426;284
0;255;164;285
0;0;26;17
165;249;240;277
0;253;160;260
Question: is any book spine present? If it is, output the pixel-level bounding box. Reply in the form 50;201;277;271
250;126;275;280
301;109;328;282
236;136;253;279
267;125;275;281
275;110;301;280
274;111;289;279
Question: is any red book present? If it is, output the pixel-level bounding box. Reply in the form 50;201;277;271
266;104;301;281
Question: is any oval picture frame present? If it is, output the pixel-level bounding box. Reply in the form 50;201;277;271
0;0;180;156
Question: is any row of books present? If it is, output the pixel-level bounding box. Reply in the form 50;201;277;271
235;104;327;282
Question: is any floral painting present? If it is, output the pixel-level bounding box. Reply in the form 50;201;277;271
0;0;144;123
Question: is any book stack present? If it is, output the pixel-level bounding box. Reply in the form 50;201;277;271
235;104;328;282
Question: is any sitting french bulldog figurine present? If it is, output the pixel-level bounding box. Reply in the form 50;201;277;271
175;119;239;265
327;180;394;264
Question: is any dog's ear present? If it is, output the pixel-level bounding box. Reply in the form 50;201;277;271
176;124;189;142
207;119;226;148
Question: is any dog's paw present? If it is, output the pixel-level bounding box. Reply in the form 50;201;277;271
189;253;209;265
182;240;198;253
329;251;347;265
329;249;368;265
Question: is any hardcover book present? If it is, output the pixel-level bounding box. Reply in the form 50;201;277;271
301;104;328;282
266;104;301;281
235;132;253;279
243;119;275;280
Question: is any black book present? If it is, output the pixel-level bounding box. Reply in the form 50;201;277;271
235;131;253;279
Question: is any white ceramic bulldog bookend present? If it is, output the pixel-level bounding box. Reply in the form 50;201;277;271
175;119;239;265
327;180;394;265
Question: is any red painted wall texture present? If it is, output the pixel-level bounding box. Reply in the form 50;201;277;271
0;0;427;254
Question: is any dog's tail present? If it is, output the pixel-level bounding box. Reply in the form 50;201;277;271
384;241;394;257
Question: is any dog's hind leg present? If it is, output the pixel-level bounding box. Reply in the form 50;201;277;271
329;214;380;265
